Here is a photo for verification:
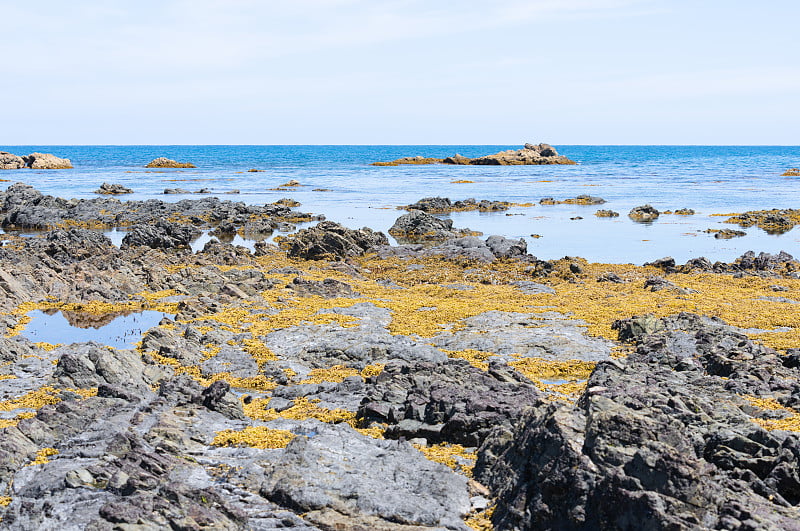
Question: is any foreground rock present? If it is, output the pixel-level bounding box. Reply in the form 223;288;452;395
476;312;800;530
145;157;196;168
282;221;388;260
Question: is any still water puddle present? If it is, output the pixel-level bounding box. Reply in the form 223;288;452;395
22;309;172;349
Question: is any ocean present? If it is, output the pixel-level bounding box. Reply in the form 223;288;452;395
1;145;798;264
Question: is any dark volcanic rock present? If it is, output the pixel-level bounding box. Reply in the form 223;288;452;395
121;220;201;249
401;197;510;213
389;210;477;242
358;359;541;446
289;277;359;298
283;221;388;260
476;312;800;530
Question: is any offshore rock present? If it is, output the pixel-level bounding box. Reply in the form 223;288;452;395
145;157;196;168
628;204;660;222
0;152;25;170
260;422;472;530
358;359;541;446
469;143;576;165
94;182;133;195
283;221;388;260
121;220;201;249
476;312;800;530
23;153;73;169
401;197;510;213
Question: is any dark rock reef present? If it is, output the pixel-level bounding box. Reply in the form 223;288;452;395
372;143;576;166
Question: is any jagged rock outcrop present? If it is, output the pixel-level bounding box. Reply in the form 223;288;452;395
400;197;510;213
476;312;800;530
389;210;478;242
358;359;541;446
121;220;201;249
283;221;388;260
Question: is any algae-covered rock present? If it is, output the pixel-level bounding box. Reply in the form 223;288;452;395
628;204;660;222
145;157;196;168
283;221;388;260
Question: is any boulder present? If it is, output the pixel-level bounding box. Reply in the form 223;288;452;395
389;210;476;242
0;152;25;170
95;183;133;195
145;157;196;169
23;152;72;169
283;221;388;260
442;154;472;165
628;204;660;222
121;220;201;249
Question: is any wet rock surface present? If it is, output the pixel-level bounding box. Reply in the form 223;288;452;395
94;182;133;195
283;220;388;260
476;313;800;530
389;210;478;242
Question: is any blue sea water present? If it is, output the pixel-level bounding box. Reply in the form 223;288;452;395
1;145;799;264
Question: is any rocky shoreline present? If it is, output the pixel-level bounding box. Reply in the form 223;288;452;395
0;185;799;529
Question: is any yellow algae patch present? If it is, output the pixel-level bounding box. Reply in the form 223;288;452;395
27;447;58;466
414;443;477;477
0;386;62;412
33;342;61;351
241;338;278;366
279;397;356;425
212;427;296;449
0;375;16;381
0;496;11;507
509;358;596;382
355;425;386;439
242;397;280;422
360;363;384;378
440;349;494;370
0;412;35;430
451;180;475;183
300;363;385;384
743;396;800;432
466;506;495;531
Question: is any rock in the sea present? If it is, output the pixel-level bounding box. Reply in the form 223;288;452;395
470;143;576;165
283;221;388;260
0;152;26;170
389;210;477;242
476;312;800;530
442;154;472;165
628;204;660;222
595;209;619;217
145;157;196;168
358;359;541;446
23;152;73;169
401;197;510;213
94;182;133;195
121;220;201;249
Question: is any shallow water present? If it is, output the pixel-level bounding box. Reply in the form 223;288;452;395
22;309;173;349
1;145;798;263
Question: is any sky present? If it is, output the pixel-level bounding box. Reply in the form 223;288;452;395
2;0;798;145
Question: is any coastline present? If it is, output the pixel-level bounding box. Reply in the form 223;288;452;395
0;184;798;528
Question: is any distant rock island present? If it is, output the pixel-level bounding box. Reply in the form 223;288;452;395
0;152;72;170
372;143;576;166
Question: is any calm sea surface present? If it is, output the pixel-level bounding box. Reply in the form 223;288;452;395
1;145;799;264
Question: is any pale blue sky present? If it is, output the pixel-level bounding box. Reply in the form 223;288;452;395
2;1;798;144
